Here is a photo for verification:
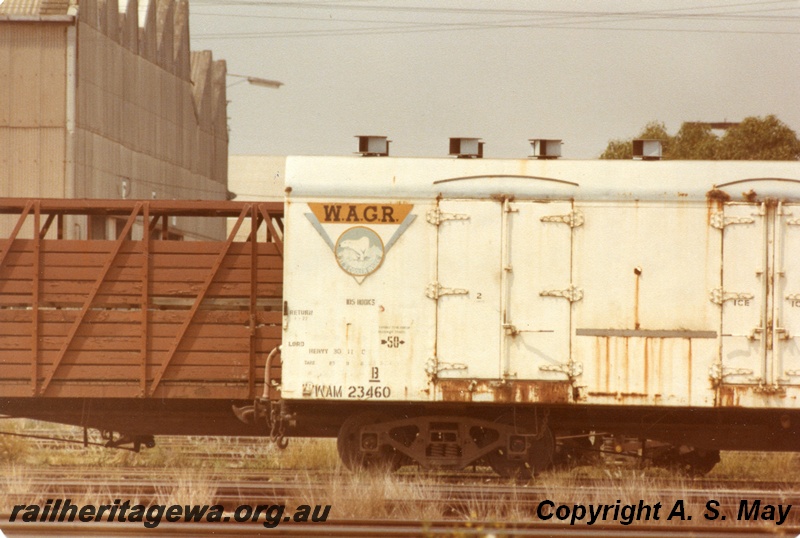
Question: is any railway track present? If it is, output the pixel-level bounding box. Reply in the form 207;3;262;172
4;471;800;525
7;464;800;493
7;478;800;501
3;518;794;537
4;428;800;534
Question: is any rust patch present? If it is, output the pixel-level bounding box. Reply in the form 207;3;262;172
585;391;649;403
531;381;571;403
718;386;741;407
605;337;611;392
742;189;758;203
705;192;726;228
687;339;692;399
623;336;630;390
437;379;474;402
643;338;649;395
633;267;641;330
436;379;570;404
706;188;731;202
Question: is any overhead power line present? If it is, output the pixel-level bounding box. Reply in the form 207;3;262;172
189;0;800;40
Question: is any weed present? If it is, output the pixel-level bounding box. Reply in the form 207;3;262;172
3;419;800;529
155;469;218;507
709;451;800;482
0;422;28;464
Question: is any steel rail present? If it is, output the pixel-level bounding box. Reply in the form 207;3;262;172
7;477;799;505
0;519;792;537
6;459;800;492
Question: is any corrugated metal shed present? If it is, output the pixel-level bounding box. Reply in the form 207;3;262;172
0;22;69;225
0;0;229;240
0;0;70;17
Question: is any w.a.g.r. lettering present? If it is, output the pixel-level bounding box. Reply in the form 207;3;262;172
309;203;412;224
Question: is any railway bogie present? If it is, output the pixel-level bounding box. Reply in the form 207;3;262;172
334;411;554;478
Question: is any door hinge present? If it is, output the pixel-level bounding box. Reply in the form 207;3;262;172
709;288;754;305
754;383;785;395
426;207;469;226
540;285;583;303
709;363;754;382
541;210;584;228
426;281;469;300
710;212;755;229
539;361;583;378
426;357;468;378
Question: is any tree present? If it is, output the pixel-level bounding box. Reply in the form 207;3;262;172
716;115;800;160
672;122;717;160
600;115;800;160
600;121;670;159
599;138;632;160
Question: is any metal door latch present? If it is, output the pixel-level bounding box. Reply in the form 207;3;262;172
426;282;469;300
540;285;583;302
503;323;519;336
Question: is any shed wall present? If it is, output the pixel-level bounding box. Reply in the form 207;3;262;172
0;23;68;198
0;0;229;241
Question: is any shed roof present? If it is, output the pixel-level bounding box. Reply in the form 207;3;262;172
0;0;71;16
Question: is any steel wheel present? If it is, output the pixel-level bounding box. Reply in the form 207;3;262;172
487;448;533;479
528;426;555;474
336;412;401;471
486;416;555;479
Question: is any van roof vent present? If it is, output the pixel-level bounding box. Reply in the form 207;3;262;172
356;135;390;157
449;137;484;159
633;139;662;161
529;139;562;160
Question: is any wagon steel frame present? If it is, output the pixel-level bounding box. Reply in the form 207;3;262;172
0;199;283;400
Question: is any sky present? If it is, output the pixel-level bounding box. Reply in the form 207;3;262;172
187;0;800;160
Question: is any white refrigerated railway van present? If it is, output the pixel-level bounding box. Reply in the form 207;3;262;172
278;156;800;473
283;157;800;410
